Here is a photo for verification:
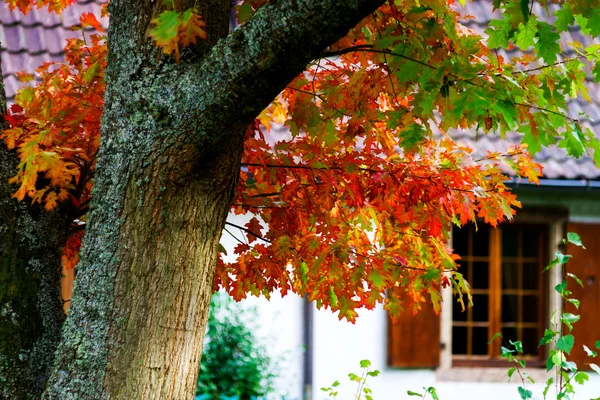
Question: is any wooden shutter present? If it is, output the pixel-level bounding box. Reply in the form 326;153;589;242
387;306;440;368
565;223;600;367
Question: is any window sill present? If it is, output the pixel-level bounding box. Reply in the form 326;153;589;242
436;367;552;383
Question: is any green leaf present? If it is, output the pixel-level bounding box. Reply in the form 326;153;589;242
593;62;600;83
535;22;561;64
562;360;577;372
515;21;537;49
567;232;585;248
546;252;572;271
543;377;554;397
508;366;517;379
589;9;600;36
539;329;558;346
486;19;512;49
561;313;581;332
518;386;533;399
521;128;542;155
557;334;575;355
554;6;574;32
510;340;524;353
590;363;600;375
150;10;180;43
559;125;586;158
566;297;580;309
489;332;503;344
367;369;380;377
331;380;340;387
546;352;556;372
552;350;566;368
584;345;597;357
427;387;440;400
567;272;583;287
399;123;426;151
359;359;371;368
407;390;423;397
501;346;515;358
555;281;567;295
596;340;600;349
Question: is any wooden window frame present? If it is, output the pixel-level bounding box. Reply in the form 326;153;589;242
451;223;548;368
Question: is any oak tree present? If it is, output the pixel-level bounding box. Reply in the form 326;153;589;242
2;0;600;398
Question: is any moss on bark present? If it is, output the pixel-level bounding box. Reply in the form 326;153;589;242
0;65;69;398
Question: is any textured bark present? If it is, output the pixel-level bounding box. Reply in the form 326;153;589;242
45;0;385;398
0;48;69;398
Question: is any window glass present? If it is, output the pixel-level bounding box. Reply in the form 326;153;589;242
451;224;546;362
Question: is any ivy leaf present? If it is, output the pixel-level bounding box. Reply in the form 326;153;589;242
535;22;560;64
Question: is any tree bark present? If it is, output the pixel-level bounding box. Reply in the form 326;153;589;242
45;0;385;398
0;48;69;399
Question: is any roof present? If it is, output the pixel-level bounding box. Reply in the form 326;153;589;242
458;0;600;180
0;0;107;102
1;0;599;180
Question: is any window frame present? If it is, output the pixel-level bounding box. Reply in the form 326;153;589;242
438;215;566;371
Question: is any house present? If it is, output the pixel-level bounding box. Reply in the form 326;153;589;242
2;1;600;399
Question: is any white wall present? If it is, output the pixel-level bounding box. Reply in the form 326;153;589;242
312;303;600;400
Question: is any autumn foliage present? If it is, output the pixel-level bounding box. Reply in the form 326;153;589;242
4;0;600;320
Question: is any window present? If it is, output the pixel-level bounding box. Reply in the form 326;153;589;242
451;223;547;365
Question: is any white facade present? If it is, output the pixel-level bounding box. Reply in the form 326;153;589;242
243;295;600;400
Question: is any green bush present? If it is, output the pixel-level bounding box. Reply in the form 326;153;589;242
196;293;276;400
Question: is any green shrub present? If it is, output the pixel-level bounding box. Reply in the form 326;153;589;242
196;293;276;400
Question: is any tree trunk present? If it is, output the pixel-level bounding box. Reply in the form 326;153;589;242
0;49;69;399
45;0;384;398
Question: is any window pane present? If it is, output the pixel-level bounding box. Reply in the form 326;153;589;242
502;295;518;323
522;295;538;323
453;326;468;355
502;261;518;289
502;227;519;257
522;262;539;290
457;261;470;282
452;226;469;256
472;294;489;322
522;229;540;257
472;327;489;355
453;298;467;322
472;225;489;257
522;328;539;356
472;261;489;289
